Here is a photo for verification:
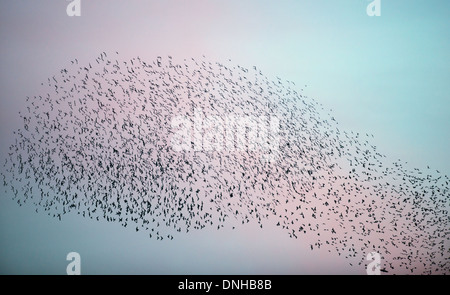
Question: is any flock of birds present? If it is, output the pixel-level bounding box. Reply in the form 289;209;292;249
1;52;449;274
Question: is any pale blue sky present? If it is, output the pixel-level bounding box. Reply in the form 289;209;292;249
0;0;449;274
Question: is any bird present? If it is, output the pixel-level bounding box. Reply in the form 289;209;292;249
1;52;449;275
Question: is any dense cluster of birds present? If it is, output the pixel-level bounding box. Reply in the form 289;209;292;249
2;52;449;274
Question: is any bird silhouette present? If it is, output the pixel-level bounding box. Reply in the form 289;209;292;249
1;53;449;275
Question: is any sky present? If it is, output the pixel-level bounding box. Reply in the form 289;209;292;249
0;0;449;274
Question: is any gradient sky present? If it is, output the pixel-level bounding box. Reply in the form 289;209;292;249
0;0;449;274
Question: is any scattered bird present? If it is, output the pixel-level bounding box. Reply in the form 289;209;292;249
1;53;449;275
